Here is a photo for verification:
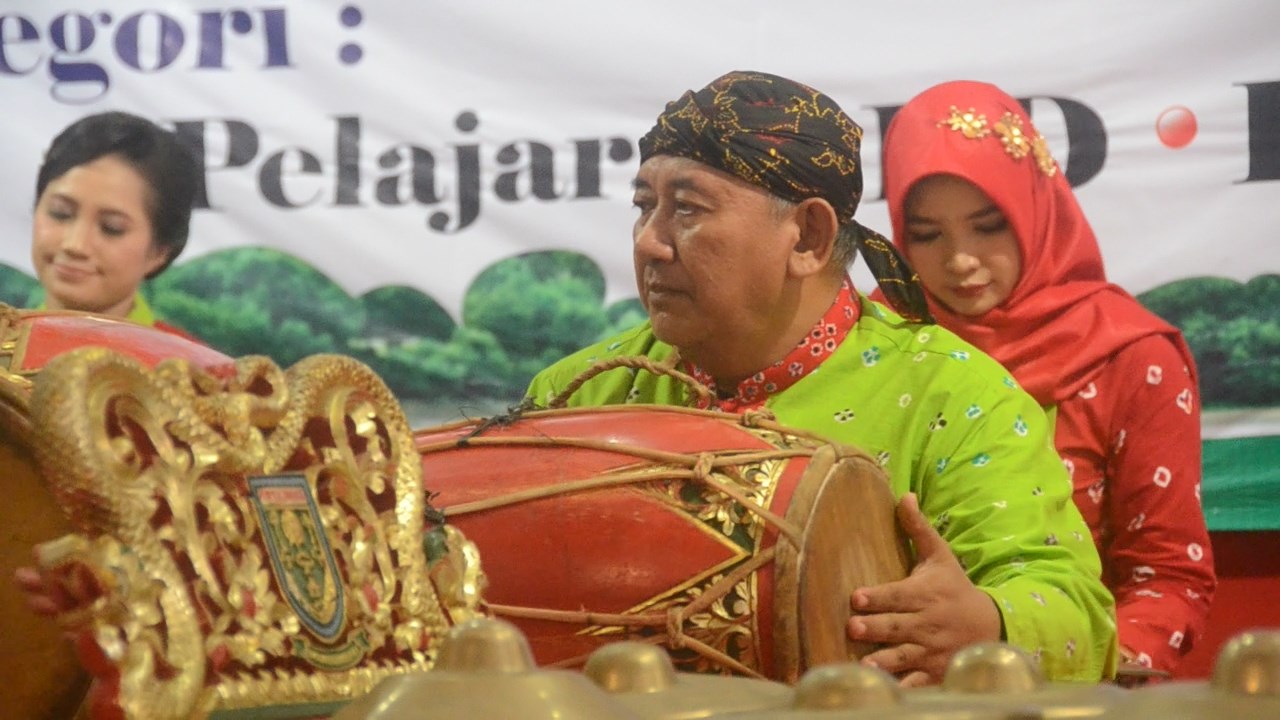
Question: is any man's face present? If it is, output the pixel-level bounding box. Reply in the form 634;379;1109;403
631;155;798;369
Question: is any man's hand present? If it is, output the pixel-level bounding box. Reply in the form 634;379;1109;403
846;492;1002;687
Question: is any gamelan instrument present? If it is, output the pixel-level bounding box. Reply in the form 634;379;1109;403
331;621;1280;719
3;307;482;718
416;403;912;683
0;307;233;719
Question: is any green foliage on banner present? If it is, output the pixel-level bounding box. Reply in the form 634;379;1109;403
464;250;607;360
0;264;38;307
7;251;1275;411
606;297;647;335
1139;274;1280;406
147;249;365;367
348;249;620;400
137;246;619;403
361;286;455;341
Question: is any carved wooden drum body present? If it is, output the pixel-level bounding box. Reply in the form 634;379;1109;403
0;308;233;719
416;405;911;683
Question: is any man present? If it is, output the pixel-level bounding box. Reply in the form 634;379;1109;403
526;70;1117;685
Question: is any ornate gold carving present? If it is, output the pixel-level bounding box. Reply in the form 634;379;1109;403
0;304;32;391
28;348;483;718
426;525;489;626
587;427;796;676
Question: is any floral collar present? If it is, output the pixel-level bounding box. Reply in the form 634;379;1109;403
687;277;860;412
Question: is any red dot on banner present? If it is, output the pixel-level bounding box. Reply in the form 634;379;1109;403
1156;106;1197;148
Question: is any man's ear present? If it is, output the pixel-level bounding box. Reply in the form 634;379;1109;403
787;197;839;278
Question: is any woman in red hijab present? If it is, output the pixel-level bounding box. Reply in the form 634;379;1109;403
881;80;1215;675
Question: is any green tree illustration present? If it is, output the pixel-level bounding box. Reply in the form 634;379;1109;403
0;264;39;308
605;297;647;337
148;248;364;366
353;250;619;401
464;251;607;357
1140;275;1280;407
26;245;1272;410
361;286;455;342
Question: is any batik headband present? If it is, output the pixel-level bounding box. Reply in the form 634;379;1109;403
639;70;933;323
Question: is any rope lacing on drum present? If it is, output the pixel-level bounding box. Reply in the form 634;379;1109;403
739;408;777;427
457;397;537;446
665;607;687;649
692;452;714;482
689;451;804;550
547;353;714;409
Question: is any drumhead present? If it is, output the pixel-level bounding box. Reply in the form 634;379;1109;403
772;444;911;683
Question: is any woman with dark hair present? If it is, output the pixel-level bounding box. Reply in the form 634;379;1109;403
30;110;199;338
10;113;215;710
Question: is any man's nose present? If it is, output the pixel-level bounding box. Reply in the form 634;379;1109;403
633;215;675;263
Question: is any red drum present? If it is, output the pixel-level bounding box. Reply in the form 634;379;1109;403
415;404;911;683
0;307;233;719
2;308;233;380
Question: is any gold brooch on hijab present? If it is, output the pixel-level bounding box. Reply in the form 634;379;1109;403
938;105;1059;177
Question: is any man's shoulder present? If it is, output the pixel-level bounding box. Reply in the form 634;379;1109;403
526;322;675;404
854;298;1016;384
536;322;665;375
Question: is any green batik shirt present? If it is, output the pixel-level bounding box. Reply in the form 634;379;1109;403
526;296;1119;682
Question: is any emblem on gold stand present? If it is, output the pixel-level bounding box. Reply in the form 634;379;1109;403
22;346;484;718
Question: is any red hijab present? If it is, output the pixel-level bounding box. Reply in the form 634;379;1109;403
882;80;1194;405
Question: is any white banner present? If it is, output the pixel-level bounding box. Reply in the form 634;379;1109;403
4;0;1279;530
3;0;1278;317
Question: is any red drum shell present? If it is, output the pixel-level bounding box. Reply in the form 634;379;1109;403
6;310;233;378
416;405;910;682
